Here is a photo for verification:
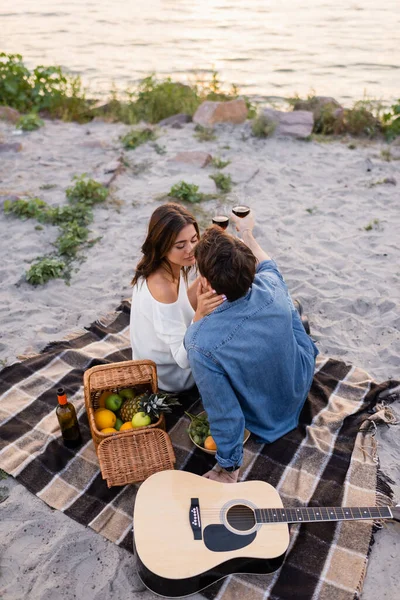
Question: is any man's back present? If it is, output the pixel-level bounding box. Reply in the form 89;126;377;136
185;260;318;468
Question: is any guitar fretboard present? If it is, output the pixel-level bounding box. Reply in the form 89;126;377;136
254;506;392;524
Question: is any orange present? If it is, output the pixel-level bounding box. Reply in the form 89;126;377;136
119;421;134;431
101;427;117;434
94;408;117;430
98;391;114;408
204;435;217;451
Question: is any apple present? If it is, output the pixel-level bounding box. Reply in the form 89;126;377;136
131;411;152;428
105;393;123;412
119;388;136;400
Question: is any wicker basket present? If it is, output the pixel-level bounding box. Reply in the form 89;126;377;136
84;359;176;487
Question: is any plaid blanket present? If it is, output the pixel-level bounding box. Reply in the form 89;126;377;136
0;301;397;600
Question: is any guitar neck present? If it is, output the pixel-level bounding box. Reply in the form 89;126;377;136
255;506;393;524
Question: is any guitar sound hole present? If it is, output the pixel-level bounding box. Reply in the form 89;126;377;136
226;505;256;531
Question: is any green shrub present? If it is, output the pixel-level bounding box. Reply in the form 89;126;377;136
16;113;44;131
133;75;200;123
0;53;90;121
339;101;381;138
120;127;156;149
169;181;203;203
209;172;232;193
65;175;108;205
26;257;66;285
382;99;400;141
251;113;276;138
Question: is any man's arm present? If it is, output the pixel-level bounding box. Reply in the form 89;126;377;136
231;210;271;263
188;347;245;481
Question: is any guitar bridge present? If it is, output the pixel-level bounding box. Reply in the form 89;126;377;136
189;498;202;540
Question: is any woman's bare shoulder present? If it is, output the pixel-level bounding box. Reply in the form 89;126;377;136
147;272;178;304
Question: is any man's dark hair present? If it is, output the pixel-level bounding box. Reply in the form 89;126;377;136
195;226;257;301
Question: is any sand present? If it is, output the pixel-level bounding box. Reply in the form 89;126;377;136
0;116;399;599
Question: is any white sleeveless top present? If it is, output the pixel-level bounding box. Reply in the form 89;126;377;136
130;274;195;392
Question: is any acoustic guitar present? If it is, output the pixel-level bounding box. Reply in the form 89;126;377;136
133;470;399;598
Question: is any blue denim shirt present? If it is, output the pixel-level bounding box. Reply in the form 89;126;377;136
184;260;318;469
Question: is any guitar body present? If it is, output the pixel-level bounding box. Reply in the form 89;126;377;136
133;470;289;597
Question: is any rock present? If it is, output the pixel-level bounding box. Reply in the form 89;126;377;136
224;158;260;184
0;143;23;152
158;113;192;128
292;96;342;122
171;151;212;168
261;108;314;139
0;106;21;124
193;98;248;127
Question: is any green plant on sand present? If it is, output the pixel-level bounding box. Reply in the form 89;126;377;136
169;181;204;203
26;257;67;285
120;127;156;149
4;176;108;284
194;125;217;142
16;112;44;131
211;157;230;169
251;113;277;138
209;172;233;193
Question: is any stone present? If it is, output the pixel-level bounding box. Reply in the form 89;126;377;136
224;158;260;184
158;113;192;128
261;108;314;139
171;151;212;168
292;96;342;122
0;143;23;152
0;106;21;124
193;98;248;127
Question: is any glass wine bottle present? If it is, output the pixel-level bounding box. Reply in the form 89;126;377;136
56;387;82;448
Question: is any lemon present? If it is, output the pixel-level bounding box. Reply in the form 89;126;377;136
119;421;134;431
101;427;117;434
94;408;117;430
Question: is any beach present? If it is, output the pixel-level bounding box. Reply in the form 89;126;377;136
0;115;399;599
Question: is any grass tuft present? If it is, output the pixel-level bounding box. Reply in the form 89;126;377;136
169;181;204;203
251;113;276;138
209;172;233;192
194;125;217;142
120;127;156;149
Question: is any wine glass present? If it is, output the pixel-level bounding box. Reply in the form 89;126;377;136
232;205;250;218
212;214;230;229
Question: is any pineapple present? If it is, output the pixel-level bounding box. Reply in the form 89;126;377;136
120;391;180;423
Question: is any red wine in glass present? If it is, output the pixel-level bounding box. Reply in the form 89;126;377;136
212;215;229;229
232;205;250;218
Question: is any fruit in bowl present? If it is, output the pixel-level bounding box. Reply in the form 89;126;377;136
186;411;250;455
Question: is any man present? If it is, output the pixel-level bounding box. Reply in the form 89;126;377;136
184;211;318;483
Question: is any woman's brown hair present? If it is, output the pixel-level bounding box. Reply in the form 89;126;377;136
131;203;199;286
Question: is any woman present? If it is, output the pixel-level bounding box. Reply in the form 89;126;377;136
130;203;224;392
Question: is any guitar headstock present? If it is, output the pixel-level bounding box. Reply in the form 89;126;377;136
391;505;400;522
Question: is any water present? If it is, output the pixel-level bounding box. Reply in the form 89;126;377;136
2;0;400;104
